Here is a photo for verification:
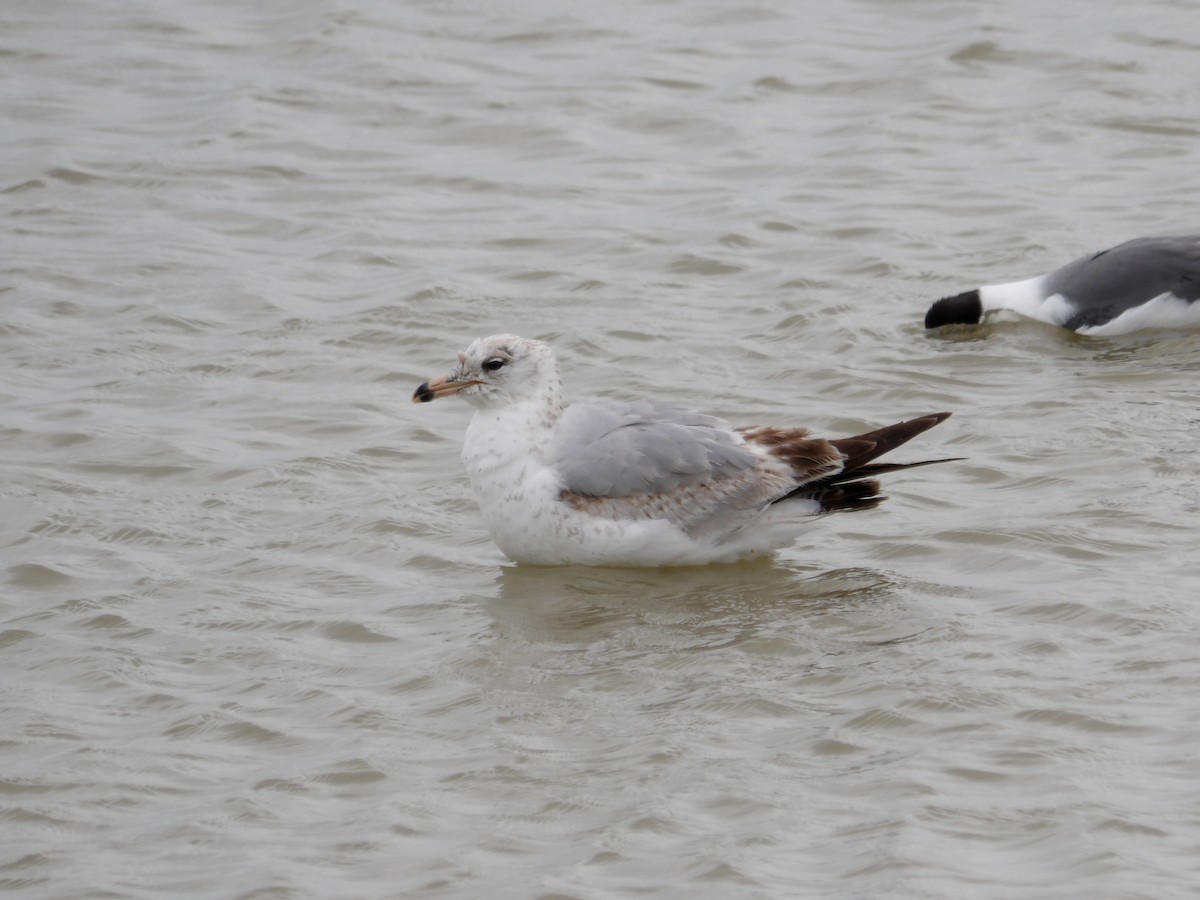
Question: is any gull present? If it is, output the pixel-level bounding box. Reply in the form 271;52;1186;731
925;235;1200;336
412;334;957;567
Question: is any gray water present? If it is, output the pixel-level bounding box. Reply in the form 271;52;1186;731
4;0;1200;897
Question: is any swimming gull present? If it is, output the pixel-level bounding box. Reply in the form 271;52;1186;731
925;235;1200;335
412;334;957;567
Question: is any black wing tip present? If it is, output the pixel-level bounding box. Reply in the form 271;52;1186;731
908;411;952;438
925;290;983;329
846;412;952;456
812;479;885;513
827;412;955;479
778;414;959;511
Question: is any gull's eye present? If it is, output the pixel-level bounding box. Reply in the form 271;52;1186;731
482;357;507;373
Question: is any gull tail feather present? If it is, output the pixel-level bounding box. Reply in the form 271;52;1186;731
779;412;961;512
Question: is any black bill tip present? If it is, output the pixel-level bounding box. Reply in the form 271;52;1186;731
412;382;435;404
925;290;983;329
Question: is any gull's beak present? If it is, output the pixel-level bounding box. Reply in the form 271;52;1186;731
412;371;481;404
413;352;480;404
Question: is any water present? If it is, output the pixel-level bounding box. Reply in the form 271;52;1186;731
4;0;1200;896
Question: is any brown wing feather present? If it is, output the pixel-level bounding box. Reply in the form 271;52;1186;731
735;426;845;482
748;412;958;512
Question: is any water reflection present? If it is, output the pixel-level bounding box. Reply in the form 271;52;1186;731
482;560;920;655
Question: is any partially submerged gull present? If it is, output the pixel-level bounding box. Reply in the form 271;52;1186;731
925;235;1200;335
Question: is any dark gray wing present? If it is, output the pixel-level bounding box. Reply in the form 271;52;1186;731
550;398;760;497
1048;235;1200;329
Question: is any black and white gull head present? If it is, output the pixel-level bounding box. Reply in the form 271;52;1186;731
925;235;1200;336
413;334;958;567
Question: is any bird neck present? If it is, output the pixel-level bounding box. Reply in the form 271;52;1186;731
463;385;563;476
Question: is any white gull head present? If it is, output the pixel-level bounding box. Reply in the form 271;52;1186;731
412;333;562;414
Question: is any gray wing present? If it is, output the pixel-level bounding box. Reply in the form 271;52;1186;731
549;398;803;540
1049;235;1200;329
550;398;760;497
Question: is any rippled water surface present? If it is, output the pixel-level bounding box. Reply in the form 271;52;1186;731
4;0;1200;897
